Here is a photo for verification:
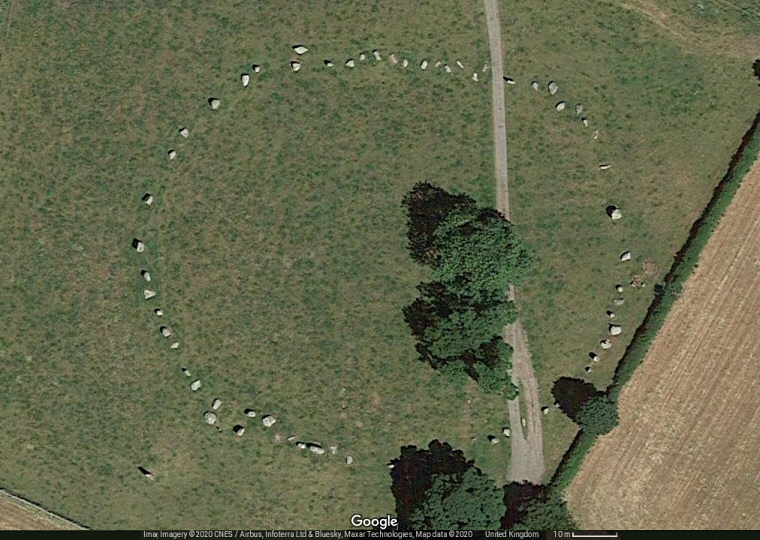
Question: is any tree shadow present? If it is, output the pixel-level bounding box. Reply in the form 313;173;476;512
389;440;472;530
501;482;545;528
551;377;598;422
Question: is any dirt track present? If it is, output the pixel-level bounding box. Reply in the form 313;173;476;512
0;490;83;530
483;0;545;484
567;158;760;529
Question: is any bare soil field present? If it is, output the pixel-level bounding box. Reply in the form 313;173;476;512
0;491;82;530
567;159;760;529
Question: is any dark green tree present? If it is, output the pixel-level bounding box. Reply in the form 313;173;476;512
410;467;506;530
474;341;518;398
576;394;619;435
431;207;531;300
512;496;578;530
402;182;477;266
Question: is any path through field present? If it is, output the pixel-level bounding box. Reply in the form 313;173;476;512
567;158;760;528
483;0;545;484
0;490;83;530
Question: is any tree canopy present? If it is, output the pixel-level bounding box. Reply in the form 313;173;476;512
512;496;578;530
410;467;506;530
401;182;531;394
576;394;619;436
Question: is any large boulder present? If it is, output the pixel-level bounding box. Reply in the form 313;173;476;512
143;289;156;300
548;81;558;94
190;379;201;391
133;238;145;252
209;98;221;110
609;325;622;336
620;251;632;262
241;74;250;87
211;398;222;410
308;444;325;455
204;412;217;425
293;45;308;55
262;415;276;427
555;101;566;112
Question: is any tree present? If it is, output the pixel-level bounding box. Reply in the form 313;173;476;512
474;348;518;398
431;207;531;300
410;467;506;530
512;496;578;530
402;182;477;266
576;394;619;435
390;441;472;529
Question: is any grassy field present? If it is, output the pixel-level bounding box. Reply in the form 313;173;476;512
1;0;759;530
0;490;84;530
498;0;760;474
0;0;513;530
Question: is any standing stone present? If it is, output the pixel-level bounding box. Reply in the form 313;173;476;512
290;61;301;72
143;289;156;300
262;415;276;427
555;101;566;112
141;269;151;282
293;45;308;55
204;412;217;425
179;127;189;138
241;73;250;87
209;98;221;110
133;239;145;252
548;81;558;94
190;379;201;391
168;149;177;160
142;194;154;205
345;59;355;68
211;398;222;411
346;456;354;466
245;408;256;417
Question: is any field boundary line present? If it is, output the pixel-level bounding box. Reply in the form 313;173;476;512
0;487;88;530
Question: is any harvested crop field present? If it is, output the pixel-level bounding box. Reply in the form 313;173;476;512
567;158;760;529
0;491;82;530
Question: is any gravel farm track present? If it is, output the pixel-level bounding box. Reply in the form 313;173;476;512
567;158;760;529
0;490;83;530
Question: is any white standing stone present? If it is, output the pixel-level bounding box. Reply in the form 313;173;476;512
389;53;398;64
170;341;179;349
262;415;276;427
133;239;145;252
548;81;558;95
555;101;566;112
521;417;527;427
531;80;539;90
179;127;189;138
252;64;261;73
141;269;151;282
168;149;177;160
402;59;409;68
502;427;511;437
488;435;499;445
191;379;201;391
373;49;381;61
456;60;464;70
600;163;612;170
575;104;584;114
542;407;550;415
142;194;153;205
233;425;245;436
359;52;366;61
241;73;250;87
346;456;354;466
154;308;164;316
471;72;478;82
420;59;428;70
290;61;301;72
593;129;600;140
204;412;217;425
309;444;325;455
590;352;599;362
504;77;515;85
245;408;256;417
209;98;221;110
143;289;156;300
444;64;451;73
582;117;589;127
620;251;632;262
160;326;172;338
607;310;616;319
435;61;442;68
297;442;307;450
609;324;622;336
212;398;222;410
293;45;308;55
600;339;612;350
324;59;334;67
345;59;355;68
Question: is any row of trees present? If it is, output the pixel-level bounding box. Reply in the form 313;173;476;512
402;183;531;395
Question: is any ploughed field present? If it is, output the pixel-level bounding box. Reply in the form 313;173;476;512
567;158;760;529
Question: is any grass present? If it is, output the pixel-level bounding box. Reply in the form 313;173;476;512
497;0;760;475
0;0;511;530
1;0;759;530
